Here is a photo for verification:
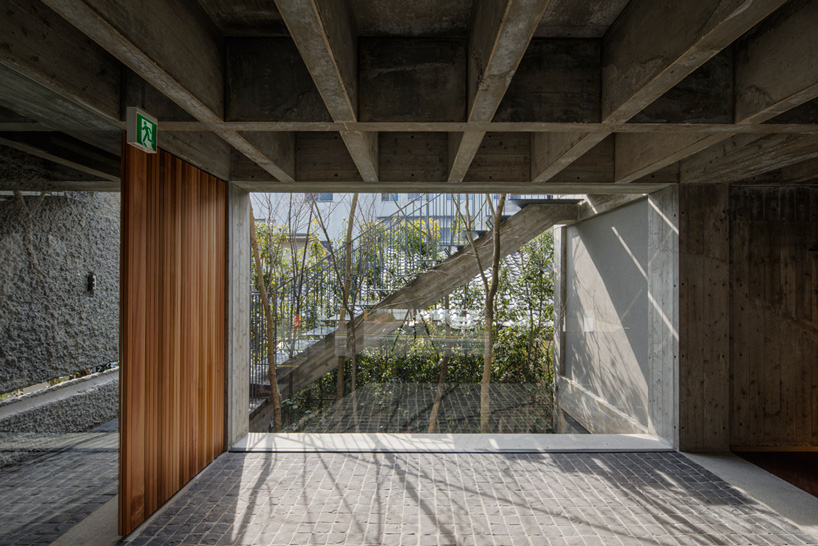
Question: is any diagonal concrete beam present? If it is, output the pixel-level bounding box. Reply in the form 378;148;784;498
532;0;789;183
43;0;295;182
275;0;378;182
680;132;818;184
614;0;818;184
448;0;551;182
0;0;121;128
0;131;119;182
276;202;579;394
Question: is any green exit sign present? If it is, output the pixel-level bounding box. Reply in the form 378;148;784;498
126;107;158;153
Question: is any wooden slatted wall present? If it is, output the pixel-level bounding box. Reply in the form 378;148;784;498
729;185;818;449
120;144;226;535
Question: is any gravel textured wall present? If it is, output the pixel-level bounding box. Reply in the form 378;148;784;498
0;191;120;393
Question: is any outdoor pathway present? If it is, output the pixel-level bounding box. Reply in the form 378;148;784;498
0;420;118;546
285;383;553;434
122;451;816;546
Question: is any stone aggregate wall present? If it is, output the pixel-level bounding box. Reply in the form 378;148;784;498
0;191;120;393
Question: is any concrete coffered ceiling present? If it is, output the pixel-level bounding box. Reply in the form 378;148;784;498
1;0;817;193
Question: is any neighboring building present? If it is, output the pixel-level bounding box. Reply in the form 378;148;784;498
250;192;560;247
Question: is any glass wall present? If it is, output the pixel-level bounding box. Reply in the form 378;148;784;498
248;193;579;433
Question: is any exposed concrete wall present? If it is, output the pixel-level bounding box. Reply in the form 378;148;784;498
0;191;120;393
728;185;818;448
226;183;250;446
647;187;679;445
677;183;818;451
0;368;118;433
678;184;730;452
556;187;678;442
561;198;651;431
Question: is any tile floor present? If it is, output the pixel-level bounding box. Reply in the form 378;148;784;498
0;421;118;546
122;451;816;546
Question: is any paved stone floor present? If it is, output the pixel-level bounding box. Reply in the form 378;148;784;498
0;421;118;546
124;451;816;546
286;383;553;434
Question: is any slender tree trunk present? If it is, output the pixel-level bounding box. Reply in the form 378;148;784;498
341;194;358;395
428;354;451;433
249;202;282;432
481;194;506;433
428;296;451;433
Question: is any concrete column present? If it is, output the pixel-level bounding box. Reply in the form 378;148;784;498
677;183;730;451
646;185;679;446
552;225;567;376
225;183;250;447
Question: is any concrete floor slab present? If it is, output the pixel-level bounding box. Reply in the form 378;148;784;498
684;453;818;541
232;432;673;453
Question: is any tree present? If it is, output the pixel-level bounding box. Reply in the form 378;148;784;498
481;194;506;432
249;201;282;432
452;193;506;432
309;194;367;401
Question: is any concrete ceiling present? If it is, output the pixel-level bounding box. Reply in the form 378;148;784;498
196;0;630;38
1;0;817;193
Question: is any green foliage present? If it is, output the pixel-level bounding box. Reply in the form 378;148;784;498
391;218;441;257
258;206;558;429
281;321;554;426
492;324;552;384
496;230;554;326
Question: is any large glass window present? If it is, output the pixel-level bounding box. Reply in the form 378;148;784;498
249;192;572;434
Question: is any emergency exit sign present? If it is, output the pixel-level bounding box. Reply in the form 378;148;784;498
126;107;158;153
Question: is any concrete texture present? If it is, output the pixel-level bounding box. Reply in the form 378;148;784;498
563;198;651;427
557;189;678;443
233;433;671;453
0;191;119;393
0;145;106;192
685;453;818;542
227;183;250;448
0;368;118;434
121;451;816;546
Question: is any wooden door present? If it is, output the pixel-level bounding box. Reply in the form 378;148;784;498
120;144;226;535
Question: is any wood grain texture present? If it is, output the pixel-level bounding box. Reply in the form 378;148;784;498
120;144;226;535
678;183;730;451
729;185;818;449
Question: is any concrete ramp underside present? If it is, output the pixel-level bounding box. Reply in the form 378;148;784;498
275;203;579;396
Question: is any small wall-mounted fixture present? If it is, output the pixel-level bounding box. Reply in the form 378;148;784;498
809;243;818;253
582;310;595;333
87;272;96;295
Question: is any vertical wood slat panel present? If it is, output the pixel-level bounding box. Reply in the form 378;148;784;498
120;145;226;536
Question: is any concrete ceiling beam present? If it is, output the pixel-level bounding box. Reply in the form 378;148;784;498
275;0;379;182
532;0;789;184
681;132;818;185
0;131;119;182
448;0;551;182
43;0;295;182
615;0;818;185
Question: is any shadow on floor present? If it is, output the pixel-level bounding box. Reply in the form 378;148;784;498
122;450;816;546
